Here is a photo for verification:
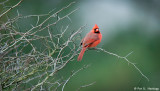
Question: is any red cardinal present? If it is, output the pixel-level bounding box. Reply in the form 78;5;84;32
77;24;102;61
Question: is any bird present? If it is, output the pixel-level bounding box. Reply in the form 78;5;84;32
77;24;102;61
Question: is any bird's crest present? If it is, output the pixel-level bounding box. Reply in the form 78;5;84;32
92;24;99;30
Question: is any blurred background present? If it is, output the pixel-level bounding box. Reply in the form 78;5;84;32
1;0;160;91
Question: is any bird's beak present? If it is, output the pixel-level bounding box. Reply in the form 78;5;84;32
96;29;99;32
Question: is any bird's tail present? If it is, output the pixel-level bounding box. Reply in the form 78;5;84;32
77;47;87;61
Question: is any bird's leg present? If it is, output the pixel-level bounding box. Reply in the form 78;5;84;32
88;47;100;52
88;47;97;50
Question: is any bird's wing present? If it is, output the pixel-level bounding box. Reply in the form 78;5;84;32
83;39;97;47
82;32;99;47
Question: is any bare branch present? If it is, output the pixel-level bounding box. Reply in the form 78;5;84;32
96;48;149;81
0;0;23;18
76;82;96;91
0;1;86;90
62;65;90;91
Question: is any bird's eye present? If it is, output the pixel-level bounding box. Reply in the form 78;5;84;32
94;28;100;33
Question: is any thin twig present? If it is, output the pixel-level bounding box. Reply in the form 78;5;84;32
97;48;149;81
0;0;23;18
62;65;90;91
76;82;96;91
0;1;88;90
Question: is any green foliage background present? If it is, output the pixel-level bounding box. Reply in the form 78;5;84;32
0;0;160;91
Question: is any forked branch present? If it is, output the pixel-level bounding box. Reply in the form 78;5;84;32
97;48;149;81
0;0;23;18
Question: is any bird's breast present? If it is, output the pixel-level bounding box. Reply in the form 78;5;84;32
83;32;102;47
